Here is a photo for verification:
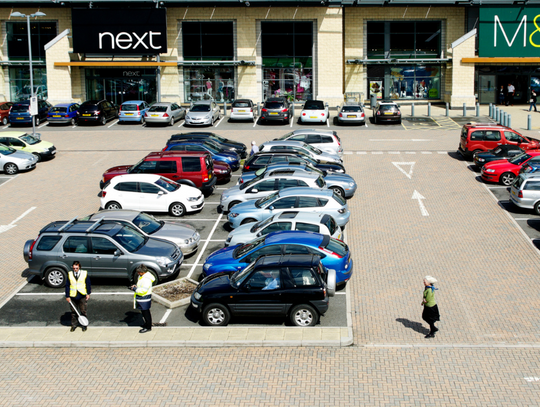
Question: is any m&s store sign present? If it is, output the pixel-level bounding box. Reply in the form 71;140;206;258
479;7;540;57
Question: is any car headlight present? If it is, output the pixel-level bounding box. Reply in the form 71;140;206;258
187;196;199;202
477;157;485;162
203;263;211;271
338;208;346;214
222;195;230;201
348;182;355;187
205;114;212;119
41;148;49;153
194;291;202;300
230;213;239;218
156;256;170;267
194;232;200;240
336;169;345;173
485;169;496;173
224;156;233;162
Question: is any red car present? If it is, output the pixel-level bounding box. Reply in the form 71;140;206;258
481;151;540;186
0;102;14;125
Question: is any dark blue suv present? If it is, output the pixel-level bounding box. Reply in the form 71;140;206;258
164;140;241;171
9;99;52;126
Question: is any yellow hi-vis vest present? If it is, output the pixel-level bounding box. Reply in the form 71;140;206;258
133;272;155;308
68;270;88;297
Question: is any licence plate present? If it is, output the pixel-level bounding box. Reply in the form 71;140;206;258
270;112;278;115
512;190;516;195
310;116;317;119
384;112;393;115
151;114;159;117
347;115;356;118
238;110;245;112
53;115;61;118
209;173;212;179
16;117;24;120
82;114;91;117
125;113;133;116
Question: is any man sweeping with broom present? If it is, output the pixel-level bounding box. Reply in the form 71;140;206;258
65;261;91;332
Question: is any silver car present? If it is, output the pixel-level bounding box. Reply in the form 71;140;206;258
259;140;342;164
145;102;185;126
510;173;540;214
84;210;200;255
335;102;365;126
225;211;343;246
185;100;221;126
220;170;326;212
228;187;350;229
238;163;357;199
274;129;343;157
0;143;38;175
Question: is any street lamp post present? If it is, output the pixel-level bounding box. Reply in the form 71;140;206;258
10;11;46;137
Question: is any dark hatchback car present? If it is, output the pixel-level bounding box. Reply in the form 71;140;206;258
167;132;247;159
260;97;292;124
373;101;402;124
191;254;336;327
243;151;346;174
77;100;118;125
9;100;52;126
473;145;525;169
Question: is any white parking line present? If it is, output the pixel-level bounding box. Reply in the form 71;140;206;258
421;151;432;154
487;186;510;189
16;292;132;296
108;119;119;128
290;117;293;128
0;175;18;187
405;152;416;154
159;309;172;324
356;151;367;155
326;119;330;128
38;122;48;129
2;125;9;130
253;119;258;128
187;213;223;279
177;121;184;128
214;117;225;128
437;151;448;154
515;218;533;221
388;151;400;154
343;151;353;155
371;152;383;154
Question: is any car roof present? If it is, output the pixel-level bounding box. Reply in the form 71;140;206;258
254;253;321;268
265;98;286;103
261;170;320;180
463;123;509;130
13;100;30;105
121;100;146;105
172;132;217;138
264;230;325;245
277;211;326;222
520;173;540;180
277;187;334;198
192;100;212;105
263;140;306;147
145;151;208;159
0;131;28;138
40;219;124;236
89;210;139;221
290;129;335;136
233;99;253;103
151;102;173;106
377;101;398;106
109;174;162;183
53;103;77;108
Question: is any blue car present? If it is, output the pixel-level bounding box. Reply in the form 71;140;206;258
9;99;52;126
165;140;241;171
119;100;150;124
202;230;353;286
47;103;80;125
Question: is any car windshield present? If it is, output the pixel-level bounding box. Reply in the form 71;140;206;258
240;175;264;190
19;134;40;145
11;105;29;113
49;106;67;113
230;261;256;287
303;143;322;155
0;144;16;155
201;142;219;154
132;213;163;235
277;132;294;140
255;191;279;208
233;236;265;259
253;215;276;231
323;238;348;257
509;153;531;165
149;106;168;112
304;101;324;110
203;139;223;151
210;134;226;142
303;156;317;166
305;165;323;176
128;158;144;173
112;225;147;252
190;105;211;112
342;106;361;112
316;176;325;188
156;177;180;192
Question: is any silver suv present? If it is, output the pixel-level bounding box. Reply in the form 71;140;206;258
259;140;342;164
510;173;540;214
274;129;343;157
23;218;183;288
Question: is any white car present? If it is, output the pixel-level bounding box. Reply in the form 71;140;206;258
299;100;329;124
274;129;343;157
259;140;343;164
229;99;255;121
100;174;204;217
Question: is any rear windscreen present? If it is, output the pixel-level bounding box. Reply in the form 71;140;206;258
122;104;138;111
11;105;29;113
265;102;284;109
379;105;397;112
342;106;361;112
49;107;67;113
233;102;250;108
149;106;167;112
324;238;348;257
304;101;324;110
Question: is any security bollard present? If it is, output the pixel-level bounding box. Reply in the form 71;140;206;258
504;112;508;127
508;114;511;128
223;101;227;116
476;103;480;117
428;102;431;117
489;103;493;118
529;114;532;131
257;102;261;117
463;103;466;116
497;108;501;124
291;103;295;121
446;103;449;117
411;103;415;117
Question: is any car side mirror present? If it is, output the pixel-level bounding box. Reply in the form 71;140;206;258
268;206;274;211
158;191;165;195
256;232;262;237
243;283;251;292
114;250;122;256
250;188;259;194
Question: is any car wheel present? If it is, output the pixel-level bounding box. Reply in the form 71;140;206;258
500;172;516;186
197;272;207;283
35;117;40;126
70;117;77;126
101;115;107;125
105;201;122;210
169;117;174;126
228;201;241;212
169;202;186;217
331;186;345;198
2;117;7;125
32;153;42;163
202;303;231;326
289;304;319;327
240;218;257;225
3;162;18;175
535;202;540;216
45;267;67;288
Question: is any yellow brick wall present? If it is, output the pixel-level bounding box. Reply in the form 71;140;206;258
448;34;476;107
45;33;72;103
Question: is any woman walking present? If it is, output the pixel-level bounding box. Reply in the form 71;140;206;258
530;90;537;112
421;276;440;338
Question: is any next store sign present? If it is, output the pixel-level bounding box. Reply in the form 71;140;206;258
479;7;540;57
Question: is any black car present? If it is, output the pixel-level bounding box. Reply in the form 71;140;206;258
373;101;401;124
191;254;336;327
167;132;247;159
243;151;346;174
260;97;292;124
473;145;525;169
77;100;118;125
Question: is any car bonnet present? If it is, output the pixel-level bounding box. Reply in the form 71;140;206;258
134;237;179;258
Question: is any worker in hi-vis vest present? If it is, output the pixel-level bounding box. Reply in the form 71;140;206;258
129;264;155;333
65;261;91;332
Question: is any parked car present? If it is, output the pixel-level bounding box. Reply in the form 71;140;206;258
0;143;38;175
372;101;401;124
274;129;343;157
47;103;80;125
243;151;346;174
259;140;343;164
335;102;365;125
481;151;540;185
225;211;342;246
0;102;14;125
520;162;540;174
0;131;56;162
100;174;205;217
459;123;540;159
83;210;200;255
185;100;221;126
238;164;357;198
23;218;183;288
510;173;540;214
202;231;352;286
230;99;255;122
167;132;247;158
119;100;150;124
100;151;217;194
219;170;327;212
213;160;232;184
473;145;525;169
191;254;336;326
299;100;329;124
77;100;118;125
164;140;241;171
260;97;292;124
227;187;350;229
144;102;185;126
9;99;52;126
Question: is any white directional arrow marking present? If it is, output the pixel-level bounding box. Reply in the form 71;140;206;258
392;162;415;179
412;190;429;216
0;207;37;234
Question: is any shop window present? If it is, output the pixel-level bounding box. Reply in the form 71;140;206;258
367;65;441;100
182;22;234;61
183;67;235;103
9;67;47;102
7;22;57;61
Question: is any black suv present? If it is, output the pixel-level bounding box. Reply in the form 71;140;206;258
243;151;346;174
190;254;336;327
167;132;247;158
260;97;292;124
77;100;118;125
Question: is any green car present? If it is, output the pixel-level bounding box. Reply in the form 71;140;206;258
0;131;56;162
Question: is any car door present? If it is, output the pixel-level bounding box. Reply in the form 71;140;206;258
269;196;297;211
6;137;27;152
112;182;141;209
245;179;277;200
155;160;179;181
281;266;320;306
138;181;167;211
90;236;128;278
170;103;179;121
277;178;300;191
295;196;320;213
61;236;94;274
481;130;501;150
257;221;292;238
503;131;523;148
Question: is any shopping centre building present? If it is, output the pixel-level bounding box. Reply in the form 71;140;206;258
1;0;540;107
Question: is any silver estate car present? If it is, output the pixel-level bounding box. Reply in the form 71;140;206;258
228;187;350;229
238;163;357;199
84;210;200;255
274;129;343;157
219;170;326;212
185;101;221;126
259;140;342;164
145;102;185;126
225;211;343;246
335;102;365;126
0;143;38;175
510;173;540;214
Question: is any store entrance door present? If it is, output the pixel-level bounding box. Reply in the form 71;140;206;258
498;75;529;105
85;69;156;105
478;75;496;104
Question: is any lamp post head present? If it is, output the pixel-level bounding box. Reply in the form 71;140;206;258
10;12;25;18
10;11;46;18
31;12;46;17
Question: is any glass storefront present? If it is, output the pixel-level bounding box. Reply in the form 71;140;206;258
183;67;235;103
367;65;441;100
475;66;540;104
9;67;48;102
7;22;57;61
85;69;156;105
